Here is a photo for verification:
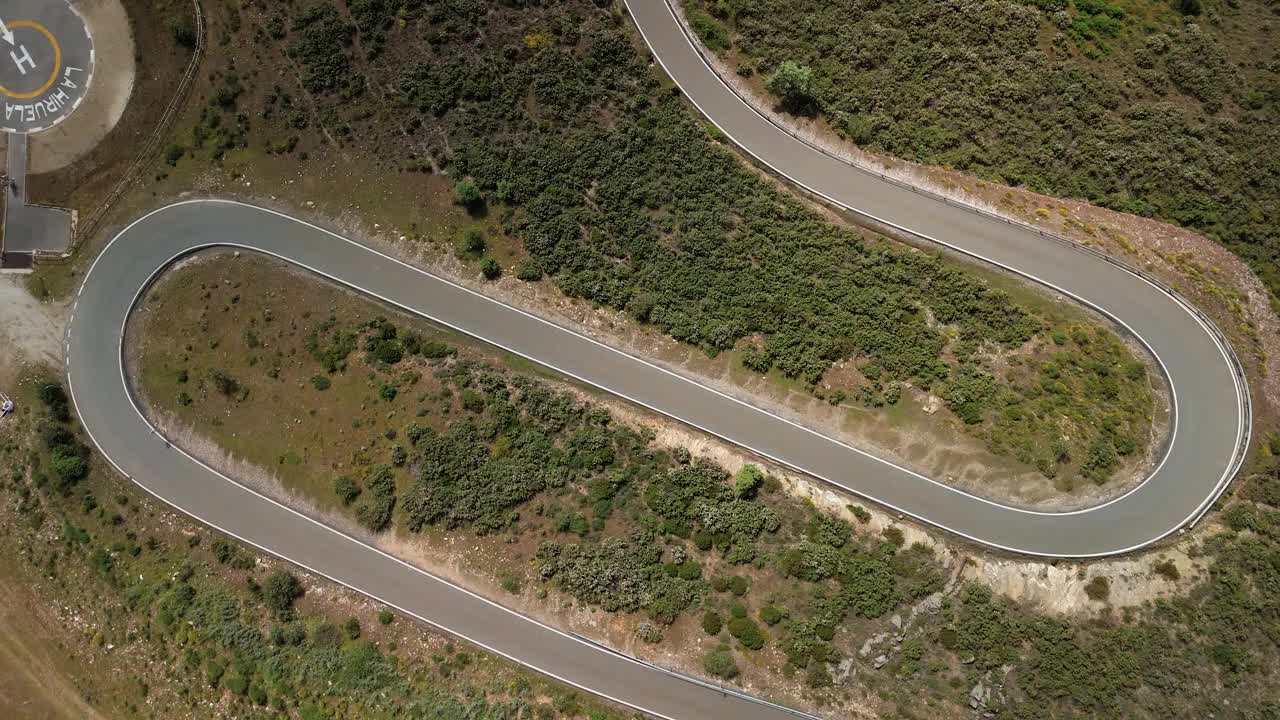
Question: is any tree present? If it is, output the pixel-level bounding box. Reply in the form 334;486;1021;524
454;179;482;210
164;144;186;166
733;464;763;499
766;61;817;113
167;16;197;49
1178;0;1201;15
50;445;88;490
264;571;304;619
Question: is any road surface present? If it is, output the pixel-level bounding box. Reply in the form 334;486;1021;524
62;2;1250;717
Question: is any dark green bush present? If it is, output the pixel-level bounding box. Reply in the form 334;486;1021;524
167;16;197;48
454;179;483;209
481;258;502;280
728;616;765;650
334;476;360;505
264;570;304;619
759;605;783;626
702;609;723;635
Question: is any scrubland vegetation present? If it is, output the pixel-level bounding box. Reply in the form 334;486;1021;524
164;0;1162;486
127;255;1280;717
0;371;636;719
685;0;1280;307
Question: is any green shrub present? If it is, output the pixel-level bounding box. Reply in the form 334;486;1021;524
334;476;360;505
729;575;749;596
310;375;331;390
759;605;783;626
515;257;544;281
463;228;486;255
703;647;739;678
637;622;663;644
420;341;454;359
354;465;396;532
734;465;763;499
206;660;225;689
1153;560;1180;581
223;671;249;696
687;10;729;51
164;144;186;166
481;258;502;280
210;369;241;397
379;609;395;625
805;662;832;688
702;609;723;635
50;446;88;488
1084;576;1110;602
454;179;482;209
39;383;71;421
807;513;851;548
728;616;765;650
167;16;197;48
500;571;522;594
264;570;304;619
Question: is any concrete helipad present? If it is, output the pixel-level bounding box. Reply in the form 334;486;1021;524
0;0;94;134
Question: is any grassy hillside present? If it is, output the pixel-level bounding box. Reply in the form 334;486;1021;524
684;0;1280;307
151;0;1162;488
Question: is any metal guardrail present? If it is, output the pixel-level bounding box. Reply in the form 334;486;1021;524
657;0;1253;526
65;0;206;254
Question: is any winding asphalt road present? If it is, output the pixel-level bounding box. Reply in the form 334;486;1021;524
63;2;1249;718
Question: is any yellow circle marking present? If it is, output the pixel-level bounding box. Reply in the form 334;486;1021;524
0;21;62;100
